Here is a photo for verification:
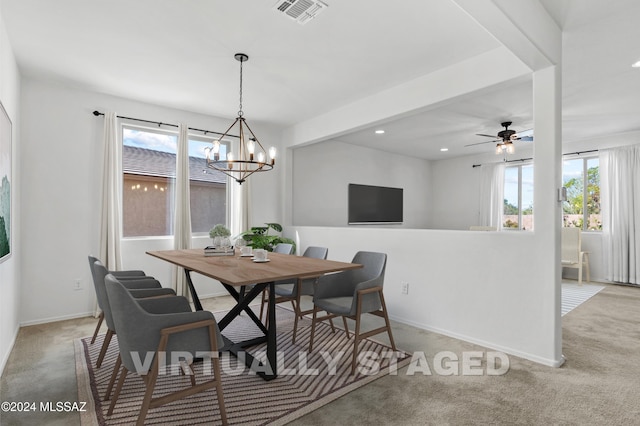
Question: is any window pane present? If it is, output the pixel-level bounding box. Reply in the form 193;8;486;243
503;166;519;229
188;138;228;233
586;158;601;230
521;164;534;231
562;158;584;228
123;127;177;237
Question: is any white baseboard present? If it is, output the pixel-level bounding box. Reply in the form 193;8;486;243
387;314;564;368
0;324;20;376
20;311;94;327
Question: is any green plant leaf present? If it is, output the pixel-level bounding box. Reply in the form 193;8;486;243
241;222;295;252
266;223;283;232
251;226;268;235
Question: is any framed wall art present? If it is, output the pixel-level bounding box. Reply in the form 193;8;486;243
0;100;11;262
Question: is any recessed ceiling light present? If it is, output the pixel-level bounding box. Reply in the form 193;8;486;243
440;148;449;152
375;130;385;134
633;60;640;68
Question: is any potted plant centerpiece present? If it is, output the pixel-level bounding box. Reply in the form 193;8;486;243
209;224;231;249
239;223;296;252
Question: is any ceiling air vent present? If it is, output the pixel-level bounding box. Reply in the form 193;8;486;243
273;0;328;25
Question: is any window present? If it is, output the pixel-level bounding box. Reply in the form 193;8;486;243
503;163;534;230
122;125;229;237
187;136;229;233
562;157;601;231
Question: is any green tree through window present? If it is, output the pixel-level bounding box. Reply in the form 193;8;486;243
562;157;600;230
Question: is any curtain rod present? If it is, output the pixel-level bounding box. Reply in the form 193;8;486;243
472;149;599;168
92;110;239;139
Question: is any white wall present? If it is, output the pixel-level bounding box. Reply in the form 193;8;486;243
291;226;559;365
18;77;283;325
292;140;431;228
0;7;21;374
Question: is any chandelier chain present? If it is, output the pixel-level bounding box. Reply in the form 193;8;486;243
238;57;244;117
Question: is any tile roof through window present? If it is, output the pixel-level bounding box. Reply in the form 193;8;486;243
123;145;226;184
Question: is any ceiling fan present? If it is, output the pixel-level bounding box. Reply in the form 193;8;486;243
464;121;534;149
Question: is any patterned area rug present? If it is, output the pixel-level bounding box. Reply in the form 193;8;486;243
561;282;605;316
75;306;410;425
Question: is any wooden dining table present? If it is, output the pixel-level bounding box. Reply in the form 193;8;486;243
146;248;362;381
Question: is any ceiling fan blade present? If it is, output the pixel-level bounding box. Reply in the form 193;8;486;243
513;135;534;142
476;133;498;138
464;139;499;147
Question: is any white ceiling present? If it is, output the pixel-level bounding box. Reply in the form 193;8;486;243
2;0;640;160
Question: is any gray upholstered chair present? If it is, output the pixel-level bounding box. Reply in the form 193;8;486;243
105;275;227;425
254;242;296;322
92;260;175;369
88;255;152;344
262;246;328;343
308;251;396;374
273;243;294;254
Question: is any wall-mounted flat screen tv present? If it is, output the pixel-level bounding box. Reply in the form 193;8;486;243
348;184;403;224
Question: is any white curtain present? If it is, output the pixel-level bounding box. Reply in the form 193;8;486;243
99;112;123;270
97;112;122;316
227;177;250;240
601;144;640;284
173;123;192;297
478;162;505;230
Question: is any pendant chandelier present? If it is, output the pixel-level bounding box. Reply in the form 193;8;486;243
205;53;275;184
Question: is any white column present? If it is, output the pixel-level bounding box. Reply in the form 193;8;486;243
533;65;563;365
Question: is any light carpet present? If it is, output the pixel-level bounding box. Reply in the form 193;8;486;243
75;306;410;425
561;282;605;316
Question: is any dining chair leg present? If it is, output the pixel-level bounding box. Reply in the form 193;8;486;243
90;312;104;344
96;329;114;368
137;360;161;426
259;288;267;323
189;365;196;387
292;298;301;344
308;304;319;352
342;316;350;339
328;317;336;333
180;361;196;387
107;365;128;416
351;309;362;375
104;354;122;401
379;289;397;351
212;353;228;425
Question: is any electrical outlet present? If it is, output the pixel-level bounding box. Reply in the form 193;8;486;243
401;282;409;295
74;279;83;291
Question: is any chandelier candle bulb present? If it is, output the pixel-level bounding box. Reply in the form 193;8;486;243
248;139;255;161
269;147;277;166
258;152;265;164
213;140;220;161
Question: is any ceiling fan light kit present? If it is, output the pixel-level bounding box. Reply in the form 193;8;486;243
495;121;516;155
466;121;533;156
